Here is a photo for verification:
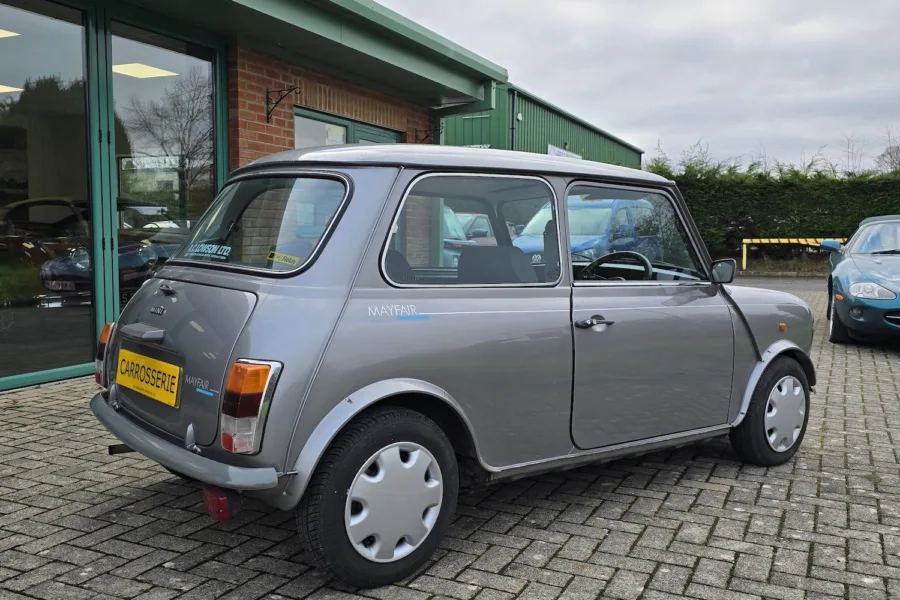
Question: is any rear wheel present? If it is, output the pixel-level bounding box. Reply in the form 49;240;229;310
828;294;852;344
730;356;810;467
297;407;458;588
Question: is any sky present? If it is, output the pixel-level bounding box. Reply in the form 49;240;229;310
377;0;900;171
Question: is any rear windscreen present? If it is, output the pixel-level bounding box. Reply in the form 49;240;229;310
172;176;347;272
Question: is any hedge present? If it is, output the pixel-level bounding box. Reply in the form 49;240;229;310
672;176;900;255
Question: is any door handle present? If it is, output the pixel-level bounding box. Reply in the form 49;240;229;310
575;316;615;329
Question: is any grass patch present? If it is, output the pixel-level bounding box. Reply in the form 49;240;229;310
740;257;829;275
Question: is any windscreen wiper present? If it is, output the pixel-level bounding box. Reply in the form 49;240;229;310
871;249;900;255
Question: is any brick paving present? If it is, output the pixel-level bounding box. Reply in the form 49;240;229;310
2;281;899;600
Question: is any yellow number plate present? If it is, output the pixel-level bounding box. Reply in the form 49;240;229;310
116;348;181;407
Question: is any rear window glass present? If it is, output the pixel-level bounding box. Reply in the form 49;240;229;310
172;176;346;272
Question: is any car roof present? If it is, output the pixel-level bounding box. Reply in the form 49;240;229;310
859;215;900;226
238;144;671;185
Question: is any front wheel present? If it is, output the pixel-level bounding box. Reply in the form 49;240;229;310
827;294;852;344
730;356;810;467
297;407;458;588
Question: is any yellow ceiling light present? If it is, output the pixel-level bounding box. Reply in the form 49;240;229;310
111;63;177;78
0;29;20;39
0;84;23;93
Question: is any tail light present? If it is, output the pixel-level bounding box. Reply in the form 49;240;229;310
220;360;282;454
95;323;114;386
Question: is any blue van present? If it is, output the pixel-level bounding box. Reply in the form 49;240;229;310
513;196;662;266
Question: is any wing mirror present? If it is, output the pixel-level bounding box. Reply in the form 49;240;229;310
515;224;525;235
820;239;842;253
468;229;488;239
711;258;736;284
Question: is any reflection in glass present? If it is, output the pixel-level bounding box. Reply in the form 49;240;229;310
294;115;346;149
0;0;94;377
111;23;217;307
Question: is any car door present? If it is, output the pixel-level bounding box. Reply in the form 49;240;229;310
568;182;735;449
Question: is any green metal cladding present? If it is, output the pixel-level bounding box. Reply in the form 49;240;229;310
440;83;643;169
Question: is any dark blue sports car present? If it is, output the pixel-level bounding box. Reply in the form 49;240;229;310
821;215;900;343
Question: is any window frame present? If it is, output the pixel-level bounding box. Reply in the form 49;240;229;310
165;170;352;278
564;180;713;287
380;172;564;289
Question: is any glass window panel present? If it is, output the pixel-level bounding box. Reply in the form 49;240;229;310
111;22;216;306
294;114;346;149
0;0;94;377
384;176;559;285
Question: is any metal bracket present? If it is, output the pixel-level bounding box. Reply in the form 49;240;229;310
266;86;300;122
414;122;444;143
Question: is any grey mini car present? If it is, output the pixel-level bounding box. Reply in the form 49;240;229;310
91;145;816;587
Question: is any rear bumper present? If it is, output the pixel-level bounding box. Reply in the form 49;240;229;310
90;393;279;491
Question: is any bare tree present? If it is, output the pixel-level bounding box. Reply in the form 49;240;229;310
122;68;214;217
875;126;900;174
841;133;867;176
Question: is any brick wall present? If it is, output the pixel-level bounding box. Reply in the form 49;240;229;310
228;45;435;171
402;196;438;267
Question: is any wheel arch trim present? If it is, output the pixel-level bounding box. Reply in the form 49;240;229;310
732;339;816;427
278;378;484;509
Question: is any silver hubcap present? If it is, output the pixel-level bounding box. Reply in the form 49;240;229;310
345;442;443;563
764;376;806;452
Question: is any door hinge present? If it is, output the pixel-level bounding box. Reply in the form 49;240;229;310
101;237;106;251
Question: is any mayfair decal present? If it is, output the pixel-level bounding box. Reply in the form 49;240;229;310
367;304;430;320
185;374;217;397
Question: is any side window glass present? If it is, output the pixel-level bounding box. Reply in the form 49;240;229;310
385;175;559;286
473;216;492;236
568;185;705;282
610;208;631;239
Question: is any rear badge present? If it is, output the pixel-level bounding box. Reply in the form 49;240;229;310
186;375;217;397
150;305;166;316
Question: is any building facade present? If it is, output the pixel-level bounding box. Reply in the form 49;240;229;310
441;83;643;168
0;0;506;389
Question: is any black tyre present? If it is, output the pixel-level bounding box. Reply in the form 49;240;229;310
730;356;810;467
827;294;852;344
297;406;458;588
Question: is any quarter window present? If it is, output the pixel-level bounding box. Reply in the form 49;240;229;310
384;175;559;286
568;185;705;282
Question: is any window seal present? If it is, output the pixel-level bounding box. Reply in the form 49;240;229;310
164;171;352;279
563;180;713;285
380;172;564;289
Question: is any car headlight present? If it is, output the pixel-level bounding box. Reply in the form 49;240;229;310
849;282;897;300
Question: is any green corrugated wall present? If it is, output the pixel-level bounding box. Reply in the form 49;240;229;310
440;88;511;151
440;84;642;169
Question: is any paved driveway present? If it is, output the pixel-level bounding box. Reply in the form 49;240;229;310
2;280;899;600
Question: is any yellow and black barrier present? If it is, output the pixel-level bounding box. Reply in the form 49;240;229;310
741;237;846;270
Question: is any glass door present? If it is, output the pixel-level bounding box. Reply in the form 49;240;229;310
0;0;99;379
107;21;217;308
